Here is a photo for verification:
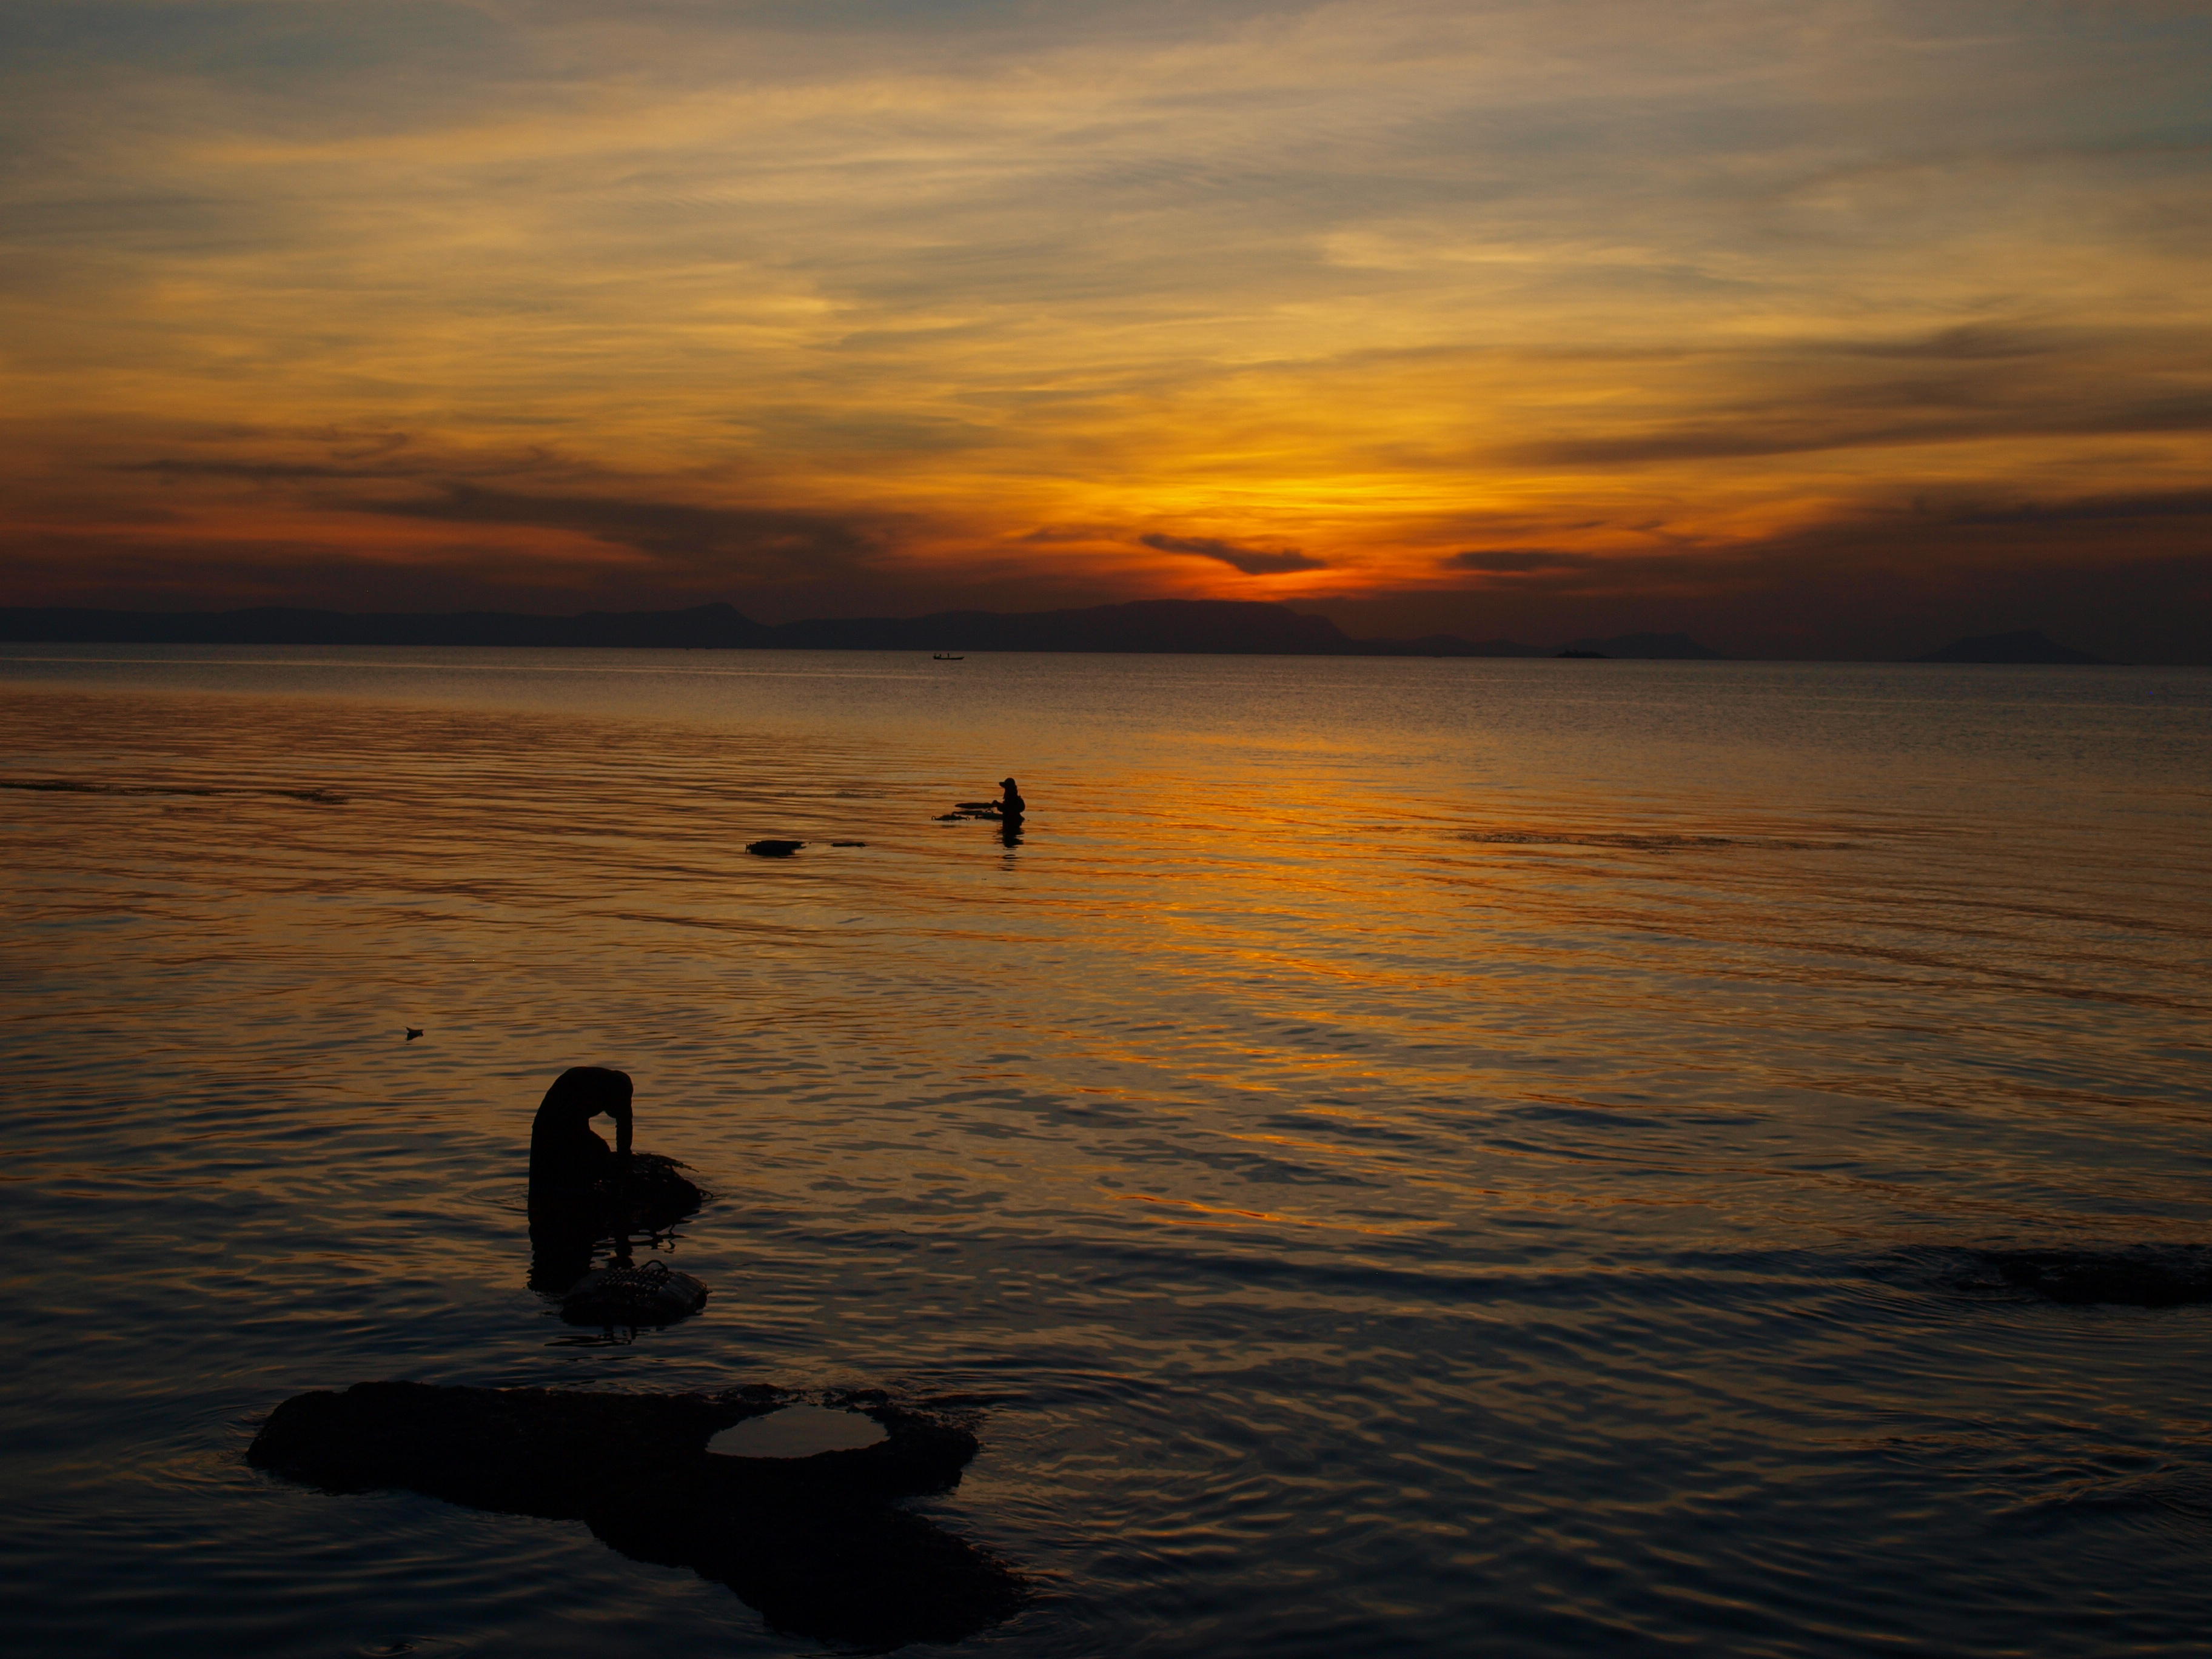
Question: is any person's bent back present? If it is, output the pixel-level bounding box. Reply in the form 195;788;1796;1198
529;1065;633;1191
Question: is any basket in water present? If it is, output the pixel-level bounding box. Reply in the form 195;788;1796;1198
560;1259;709;1326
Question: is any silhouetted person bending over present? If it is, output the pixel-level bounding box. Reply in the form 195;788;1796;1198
525;1065;705;1296
530;1065;633;1193
528;1064;702;1235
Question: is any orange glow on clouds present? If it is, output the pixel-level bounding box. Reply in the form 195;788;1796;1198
2;2;2208;657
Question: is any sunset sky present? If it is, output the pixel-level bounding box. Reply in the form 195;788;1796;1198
4;1;2208;658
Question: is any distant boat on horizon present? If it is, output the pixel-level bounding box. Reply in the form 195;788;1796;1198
933;652;964;660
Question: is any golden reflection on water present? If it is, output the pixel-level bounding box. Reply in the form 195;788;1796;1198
2;651;2210;1657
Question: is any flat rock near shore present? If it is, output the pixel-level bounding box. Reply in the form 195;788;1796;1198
249;1380;1025;1649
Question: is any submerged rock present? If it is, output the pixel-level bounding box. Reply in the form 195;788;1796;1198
1969;1245;2212;1307
249;1380;1025;1649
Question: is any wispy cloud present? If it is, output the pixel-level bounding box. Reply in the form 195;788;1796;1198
363;484;886;579
1938;488;2212;526
1140;533;1327;575
1442;549;1601;572
1;1;2208;654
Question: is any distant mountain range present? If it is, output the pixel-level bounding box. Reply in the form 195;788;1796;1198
0;601;2113;663
1916;629;2106;665
0;600;1728;660
1558;632;1724;660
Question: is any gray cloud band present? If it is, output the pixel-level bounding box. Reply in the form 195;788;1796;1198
1139;533;1327;575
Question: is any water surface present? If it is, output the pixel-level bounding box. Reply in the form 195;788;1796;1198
2;646;2208;1657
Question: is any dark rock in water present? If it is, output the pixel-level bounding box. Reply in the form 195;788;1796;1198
746;839;805;857
249;1380;1026;1649
1971;1245;2212;1307
561;1258;709;1327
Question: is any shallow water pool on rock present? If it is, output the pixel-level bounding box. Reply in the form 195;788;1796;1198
709;1406;891;1459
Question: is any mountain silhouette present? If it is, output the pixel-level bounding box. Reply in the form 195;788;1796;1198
1;598;1506;655
1918;629;2105;665
0;598;1737;661
1560;632;1725;660
0;601;766;650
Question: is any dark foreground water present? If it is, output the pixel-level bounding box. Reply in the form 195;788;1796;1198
1;646;2208;1658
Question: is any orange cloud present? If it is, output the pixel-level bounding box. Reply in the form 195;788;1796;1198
1;2;2207;655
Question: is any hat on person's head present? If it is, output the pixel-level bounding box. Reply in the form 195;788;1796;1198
1000;777;1017;786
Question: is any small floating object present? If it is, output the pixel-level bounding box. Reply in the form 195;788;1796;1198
404;1027;423;1041
709;1404;889;1459
830;840;866;847
747;839;805;857
932;652;964;661
560;1258;708;1326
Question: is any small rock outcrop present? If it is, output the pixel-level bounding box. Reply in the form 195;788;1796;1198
249;1381;1026;1648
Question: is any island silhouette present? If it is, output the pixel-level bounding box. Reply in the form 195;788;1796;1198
1917;629;2107;664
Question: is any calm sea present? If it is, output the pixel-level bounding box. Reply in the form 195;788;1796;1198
2;645;2208;1658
